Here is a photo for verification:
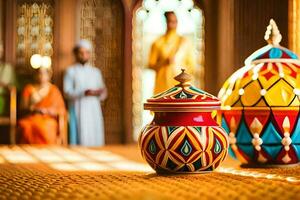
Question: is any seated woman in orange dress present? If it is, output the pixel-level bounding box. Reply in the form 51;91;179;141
19;67;66;144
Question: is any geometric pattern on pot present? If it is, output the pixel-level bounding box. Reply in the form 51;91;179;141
150;85;220;104
139;125;228;173
221;108;300;165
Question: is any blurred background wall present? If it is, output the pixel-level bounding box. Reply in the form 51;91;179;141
0;0;296;144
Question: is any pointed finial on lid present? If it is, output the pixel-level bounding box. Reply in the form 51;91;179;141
264;19;282;45
174;68;192;86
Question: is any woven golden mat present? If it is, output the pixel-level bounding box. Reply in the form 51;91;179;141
0;145;299;200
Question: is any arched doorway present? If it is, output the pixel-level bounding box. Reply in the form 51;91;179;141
132;0;205;140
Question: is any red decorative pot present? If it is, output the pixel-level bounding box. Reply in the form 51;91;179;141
139;69;228;173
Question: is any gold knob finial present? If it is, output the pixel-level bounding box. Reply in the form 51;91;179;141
264;19;282;45
174;68;192;86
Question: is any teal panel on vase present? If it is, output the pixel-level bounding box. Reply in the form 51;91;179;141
228;146;237;159
194;126;202;134
291;118;300;144
269;48;283;58
221;117;230;134
238;144;255;159
261;145;282;159
236;120;253;144
167;126;178;135
261;122;282;144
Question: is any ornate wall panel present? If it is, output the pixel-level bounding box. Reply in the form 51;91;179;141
80;0;124;144
0;0;3;43
16;0;54;71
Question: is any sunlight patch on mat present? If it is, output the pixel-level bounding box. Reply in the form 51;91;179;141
0;146;153;172
0;146;38;163
218;167;300;183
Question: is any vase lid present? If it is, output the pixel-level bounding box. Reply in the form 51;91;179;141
218;19;300;109
244;19;299;65
144;69;221;112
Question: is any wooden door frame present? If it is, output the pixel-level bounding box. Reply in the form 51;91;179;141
3;1;17;65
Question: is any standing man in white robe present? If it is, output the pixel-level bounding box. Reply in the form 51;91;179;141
64;40;107;146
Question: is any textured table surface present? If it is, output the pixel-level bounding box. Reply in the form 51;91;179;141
0;145;299;200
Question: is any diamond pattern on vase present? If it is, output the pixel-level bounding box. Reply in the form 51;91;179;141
180;139;193;157
139;125;228;172
277;145;299;164
264;80;295;106
222;110;243;129
214;138;222;154
249;117;263;134
241;81;262;106
220;66;300;107
222;110;300;165
149;139;157;155
244;110;270;132
146;136;161;162
258;63;280;87
272;110;298;135
139;126;159;148
282;153;292;163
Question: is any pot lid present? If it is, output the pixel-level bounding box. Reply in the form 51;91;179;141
218;19;300;109
144;69;221;112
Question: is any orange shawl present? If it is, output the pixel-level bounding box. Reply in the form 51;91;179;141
19;84;66;144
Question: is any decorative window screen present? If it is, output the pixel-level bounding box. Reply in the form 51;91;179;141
16;1;54;67
80;0;96;65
